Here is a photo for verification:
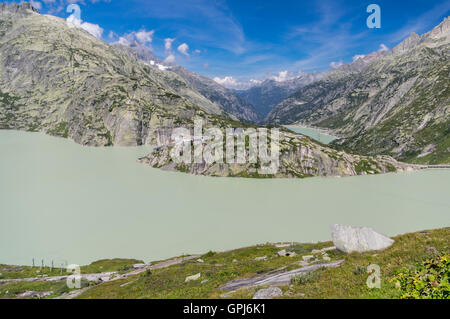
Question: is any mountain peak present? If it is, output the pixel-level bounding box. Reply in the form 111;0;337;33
392;32;421;54
424;16;450;40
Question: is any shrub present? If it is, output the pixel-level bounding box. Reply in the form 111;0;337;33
203;251;216;258
291;272;319;285
391;254;449;299
354;266;367;275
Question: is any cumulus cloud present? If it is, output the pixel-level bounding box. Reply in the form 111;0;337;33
164;54;176;64
329;60;343;69
378;43;389;52
177;43;189;56
135;30;154;44
116;29;155;47
213;76;261;90
271;70;294;82
164;38;175;52
66;14;104;39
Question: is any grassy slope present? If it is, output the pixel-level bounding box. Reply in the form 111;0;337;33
1;228;448;299
78;228;449;299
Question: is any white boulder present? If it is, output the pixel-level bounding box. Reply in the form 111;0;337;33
331;224;394;253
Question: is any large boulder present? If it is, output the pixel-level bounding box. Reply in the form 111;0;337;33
331;224;394;253
253;287;283;299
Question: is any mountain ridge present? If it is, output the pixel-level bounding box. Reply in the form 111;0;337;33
266;17;450;164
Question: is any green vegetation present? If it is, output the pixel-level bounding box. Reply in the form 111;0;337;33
80;259;144;274
76;228;448;299
1;228;448;299
392;254;449;299
47;122;69;138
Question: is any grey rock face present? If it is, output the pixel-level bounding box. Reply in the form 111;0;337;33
252;287;283;299
331;224;394;253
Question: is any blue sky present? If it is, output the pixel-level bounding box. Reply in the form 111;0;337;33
7;0;450;88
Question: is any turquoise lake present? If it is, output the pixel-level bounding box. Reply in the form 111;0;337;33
285;125;338;144
1;130;449;266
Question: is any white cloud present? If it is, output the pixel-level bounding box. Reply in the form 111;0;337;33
164;54;175;64
194;49;201;54
135;30;154;44
329;60;343;69
66;14;104;39
177;43;189;56
378;43;389;52
271;70;293;82
164;38;175;52
213;76;260;90
117;36;131;46
115;29;155;47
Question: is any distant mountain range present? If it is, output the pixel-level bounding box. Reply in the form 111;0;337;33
235;73;326;121
266;17;450;164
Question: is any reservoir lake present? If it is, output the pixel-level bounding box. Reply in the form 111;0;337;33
1;130;449;266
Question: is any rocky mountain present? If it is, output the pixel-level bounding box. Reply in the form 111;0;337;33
113;42;260;123
266;17;450;164
236;73;326;120
0;3;237;146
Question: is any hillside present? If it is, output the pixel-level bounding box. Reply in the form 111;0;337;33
1;228;448;299
112;42;260;124
0;3;238;147
266;17;450;164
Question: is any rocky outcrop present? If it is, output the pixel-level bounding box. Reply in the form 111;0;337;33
220;260;344;291
331;224;394;253
139;130;418;178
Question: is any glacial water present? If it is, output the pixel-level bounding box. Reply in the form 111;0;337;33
285;125;338;144
1;130;449;266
